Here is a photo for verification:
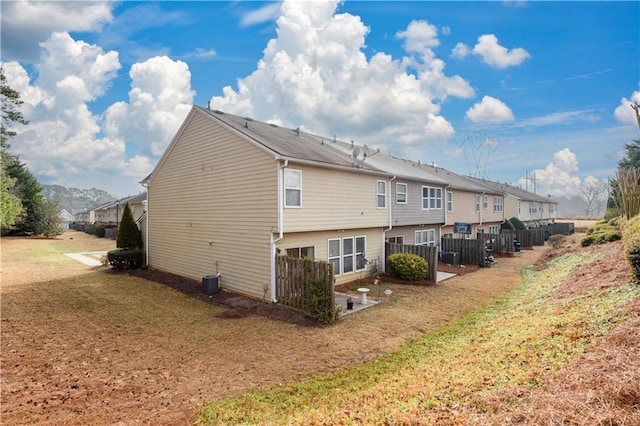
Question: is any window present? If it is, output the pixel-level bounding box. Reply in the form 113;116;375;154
355;237;366;271
377;180;387;208
328;239;341;275
387;236;404;244
285;169;301;207
396;183;407;204
285;246;315;259
475;194;481;212
483;195;488;210
493;197;503;212
446;191;453;212
415;229;436;246
329;236;367;275
488;225;499;234
422;186;442;210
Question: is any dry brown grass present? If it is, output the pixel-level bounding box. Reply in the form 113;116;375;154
1;230;545;425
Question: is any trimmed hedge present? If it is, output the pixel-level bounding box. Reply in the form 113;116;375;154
621;215;640;282
387;253;429;281
107;248;144;270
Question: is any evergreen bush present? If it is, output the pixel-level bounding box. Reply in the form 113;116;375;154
387;253;429;281
107;248;144;270
117;202;142;249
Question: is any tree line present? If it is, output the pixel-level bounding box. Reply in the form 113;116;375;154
1;70;62;237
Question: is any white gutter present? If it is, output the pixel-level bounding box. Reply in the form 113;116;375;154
479;191;486;227
141;182;149;266
270;158;287;303
382;175;396;273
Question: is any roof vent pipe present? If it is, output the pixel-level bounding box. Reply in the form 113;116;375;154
207;101;210;110
295;127;300;136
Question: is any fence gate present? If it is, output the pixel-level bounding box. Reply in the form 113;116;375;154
276;256;334;312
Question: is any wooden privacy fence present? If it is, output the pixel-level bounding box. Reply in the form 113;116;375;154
478;233;516;254
440;238;487;267
385;243;438;282
276;256;334;312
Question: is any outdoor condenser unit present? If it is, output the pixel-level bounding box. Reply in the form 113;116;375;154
440;251;459;266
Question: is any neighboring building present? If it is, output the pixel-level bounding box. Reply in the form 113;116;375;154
421;166;505;237
59;209;73;229
141;106;392;300
94;193;147;226
469;179;559;227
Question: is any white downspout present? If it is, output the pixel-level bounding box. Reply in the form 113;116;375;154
141;182;149;267
270;158;287;303
382;175;396;273
439;184;451;241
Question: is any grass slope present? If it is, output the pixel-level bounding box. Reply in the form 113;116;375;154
198;249;639;425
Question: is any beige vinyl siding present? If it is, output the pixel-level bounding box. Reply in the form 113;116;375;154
148;110;278;299
283;164;388;232
390;179;445;226
277;228;384;286
446;190;504;227
386;225;440;247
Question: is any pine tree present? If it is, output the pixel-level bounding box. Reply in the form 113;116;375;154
116;202;142;249
32;200;63;238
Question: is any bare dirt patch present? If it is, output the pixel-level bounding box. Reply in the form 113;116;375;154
2;230;635;425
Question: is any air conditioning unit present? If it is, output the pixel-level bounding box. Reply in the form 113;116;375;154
440;251;459;265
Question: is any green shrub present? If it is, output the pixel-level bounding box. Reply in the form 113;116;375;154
117;202;142;249
107;248;144;270
548;234;566;249
509;217;527;230
303;278;340;323
501;218;514;230
94;223;107;238
581;227;622;247
387;253;429;281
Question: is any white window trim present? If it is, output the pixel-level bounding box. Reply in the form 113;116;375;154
483;195;488;210
415;229;436;246
446;191;453;212
475;194;481;212
422;186;443;211
377;180;387;209
396;183;408;204
329;236;367;276
493;196;503;212
284;168;302;208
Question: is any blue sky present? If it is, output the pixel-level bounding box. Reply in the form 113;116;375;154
1;1;638;199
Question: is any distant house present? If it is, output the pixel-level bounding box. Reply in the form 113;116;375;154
141;106;392;300
93;193;147;227
469;179;558;227
59;209;73;229
421;167;505;237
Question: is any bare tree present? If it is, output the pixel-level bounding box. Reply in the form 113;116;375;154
579;178;608;218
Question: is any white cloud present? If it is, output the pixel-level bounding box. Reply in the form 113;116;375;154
0;1;114;62
240;2;282;27
521;148;584;197
466;96;515;124
210;0;473;155
104;56;195;157
614;91;640;126
4;31;195;196
454;34;530;69
515;110;600;128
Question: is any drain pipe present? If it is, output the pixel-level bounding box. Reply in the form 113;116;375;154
382;175;396;273
270;158;287;303
141;182;149;267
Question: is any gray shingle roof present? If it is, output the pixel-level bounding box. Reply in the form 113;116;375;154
198;106;389;175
